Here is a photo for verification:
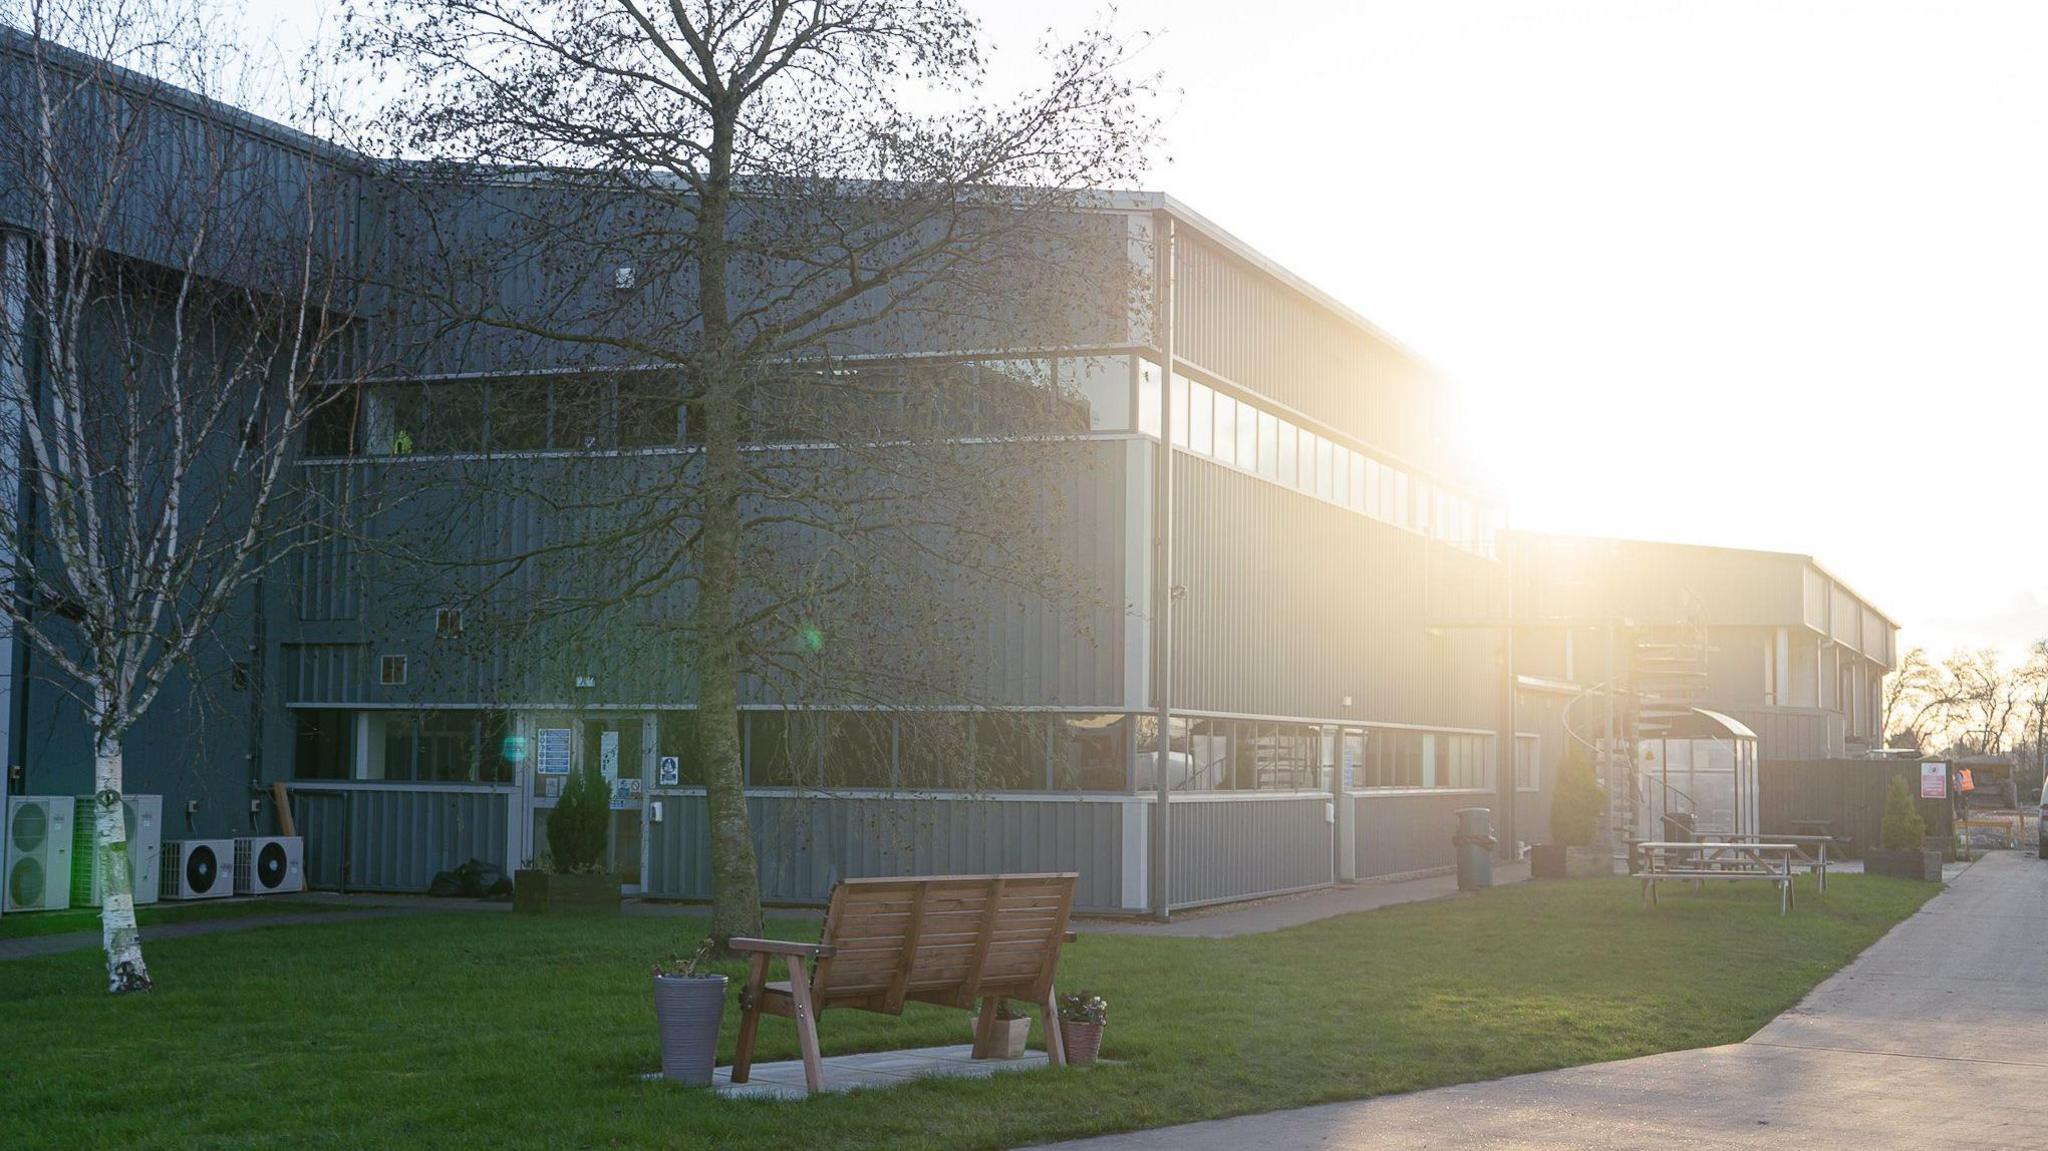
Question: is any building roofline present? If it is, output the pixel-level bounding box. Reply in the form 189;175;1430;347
1505;529;1901;632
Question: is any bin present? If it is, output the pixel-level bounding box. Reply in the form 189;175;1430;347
1453;807;1496;891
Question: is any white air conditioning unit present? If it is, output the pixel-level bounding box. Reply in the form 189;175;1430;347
70;794;163;907
234;836;304;894
160;839;236;901
5;796;76;913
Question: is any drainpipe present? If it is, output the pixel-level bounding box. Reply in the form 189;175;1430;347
1150;210;1176;920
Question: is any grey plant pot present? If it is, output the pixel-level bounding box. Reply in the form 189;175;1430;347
653;974;728;1085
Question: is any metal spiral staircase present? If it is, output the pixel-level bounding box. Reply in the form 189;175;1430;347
1559;608;1710;849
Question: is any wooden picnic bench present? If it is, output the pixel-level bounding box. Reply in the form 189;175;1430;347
1636;841;1800;915
1689;831;1835;892
728;872;1080;1095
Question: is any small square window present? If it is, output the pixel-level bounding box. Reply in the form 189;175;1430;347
379;654;409;686
435;608;463;639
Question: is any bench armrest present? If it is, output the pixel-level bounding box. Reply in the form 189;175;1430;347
729;937;836;959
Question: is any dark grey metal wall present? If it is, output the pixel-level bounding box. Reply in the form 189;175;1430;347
286;784;513;891
643;791;1132;911
1355;792;1486;878
1167;795;1332;908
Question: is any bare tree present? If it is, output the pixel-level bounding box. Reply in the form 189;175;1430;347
1879;645;1944;752
1932;648;2020;757
0;0;358;991
344;0;1157;945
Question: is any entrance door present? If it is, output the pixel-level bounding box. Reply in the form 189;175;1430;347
582;715;648;889
518;713;651;892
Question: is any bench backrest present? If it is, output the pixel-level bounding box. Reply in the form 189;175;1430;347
808;872;1078;1014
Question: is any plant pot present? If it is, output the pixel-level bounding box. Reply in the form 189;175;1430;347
1532;845;1610;879
1565;846;1613;878
1865;849;1942;882
973;1015;1030;1060
653;974;728;1086
512;869;621;914
1059;1020;1104;1067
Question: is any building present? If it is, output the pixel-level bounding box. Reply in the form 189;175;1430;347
0;32;1898;918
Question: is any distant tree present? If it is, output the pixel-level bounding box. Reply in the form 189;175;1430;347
344;0;1159;948
0;0;357;992
1934;649;2020;757
1880;646;1944;752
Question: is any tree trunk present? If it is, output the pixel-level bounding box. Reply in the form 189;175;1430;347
695;110;763;948
91;703;151;993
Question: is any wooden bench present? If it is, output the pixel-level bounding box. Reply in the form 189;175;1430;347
729;872;1080;1095
1636;841;1799;915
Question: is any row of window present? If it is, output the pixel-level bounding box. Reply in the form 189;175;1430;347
303;356;1135;458
292;708;1542;794
1142;368;1500;557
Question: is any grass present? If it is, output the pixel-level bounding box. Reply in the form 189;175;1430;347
0;874;1933;1150
0;898;346;940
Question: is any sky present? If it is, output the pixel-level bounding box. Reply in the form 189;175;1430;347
246;0;2048;661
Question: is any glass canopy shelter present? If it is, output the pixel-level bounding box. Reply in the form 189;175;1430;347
1635;708;1760;841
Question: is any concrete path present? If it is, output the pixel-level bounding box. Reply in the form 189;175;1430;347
1079;863;1530;939
1039;851;2048;1150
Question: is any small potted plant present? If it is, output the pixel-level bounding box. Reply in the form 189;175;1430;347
1866;777;1942;881
652;938;727;1085
973;1000;1030;1060
1056;990;1107;1067
513;763;620;914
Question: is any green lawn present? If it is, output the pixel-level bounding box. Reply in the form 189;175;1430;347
0;875;1934;1150
0;897;345;939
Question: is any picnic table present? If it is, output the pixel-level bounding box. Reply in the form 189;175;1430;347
1635;840;1801;915
1689;831;1834;892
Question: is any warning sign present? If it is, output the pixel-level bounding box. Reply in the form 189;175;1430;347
1920;763;1947;799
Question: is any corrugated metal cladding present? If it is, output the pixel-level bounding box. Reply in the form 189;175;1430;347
280;439;1129;709
1167;798;1332;908
1355;792;1483;878
367;179;1135;378
643;793;1129;912
287;787;512;892
1514;535;1809;628
1171;230;1449;480
1715;706;1844;761
1171;454;1501;728
0;35;364;298
293;467;363;622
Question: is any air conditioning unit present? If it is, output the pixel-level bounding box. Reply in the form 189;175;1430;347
69;794;163;907
234;836;304;895
160;839;236;901
5;796;76;913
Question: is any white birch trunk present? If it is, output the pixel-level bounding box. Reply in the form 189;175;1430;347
91;689;150;992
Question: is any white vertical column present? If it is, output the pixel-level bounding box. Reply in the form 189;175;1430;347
1773;627;1790;707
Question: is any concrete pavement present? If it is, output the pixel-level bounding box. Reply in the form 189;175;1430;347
1038;850;2048;1150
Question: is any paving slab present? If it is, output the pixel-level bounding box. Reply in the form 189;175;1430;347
1037;851;2048;1150
706;1043;1050;1100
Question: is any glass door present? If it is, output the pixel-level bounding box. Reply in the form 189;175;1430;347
519;713;650;891
582;715;648;890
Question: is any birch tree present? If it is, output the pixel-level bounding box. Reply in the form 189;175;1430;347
346;0;1158;946
0;0;358;991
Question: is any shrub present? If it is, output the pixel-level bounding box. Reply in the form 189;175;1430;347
1880;776;1928;852
547;763;612;873
1549;746;1605;847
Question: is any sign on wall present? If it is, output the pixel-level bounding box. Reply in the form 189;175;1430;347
1920;762;1948;799
658;756;680;787
599;730;620;783
609;777;644;811
536;728;572;776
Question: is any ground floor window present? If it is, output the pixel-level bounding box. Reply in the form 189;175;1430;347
1357;728;1497;791
292;709;517;782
